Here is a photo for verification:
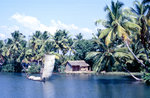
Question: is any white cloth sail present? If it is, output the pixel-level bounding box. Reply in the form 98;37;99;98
28;55;55;81
42;55;55;80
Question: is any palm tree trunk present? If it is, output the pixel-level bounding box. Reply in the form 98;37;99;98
124;41;146;67
123;67;143;81
140;17;149;62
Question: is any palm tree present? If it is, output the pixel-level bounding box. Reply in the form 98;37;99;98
141;0;150;46
86;35;144;80
75;33;83;40
28;31;43;62
95;1;146;69
27;31;53;64
131;1;150;61
114;41;147;81
68;38;74;58
114;41;147;72
42;30;72;72
86;35;116;72
3;31;27;72
53;30;71;55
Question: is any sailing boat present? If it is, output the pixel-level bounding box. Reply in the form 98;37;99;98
28;55;55;81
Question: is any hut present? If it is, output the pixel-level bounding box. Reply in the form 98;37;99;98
65;60;90;72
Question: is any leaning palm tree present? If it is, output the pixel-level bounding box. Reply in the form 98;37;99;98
86;35;144;80
114;41;147;70
95;1;146;69
114;41;148;81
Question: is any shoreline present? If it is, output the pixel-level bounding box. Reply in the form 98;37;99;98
99;72;143;76
56;71;144;76
0;71;144;76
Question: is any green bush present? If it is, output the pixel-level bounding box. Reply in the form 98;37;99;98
27;62;41;74
1;64;15;72
142;73;150;85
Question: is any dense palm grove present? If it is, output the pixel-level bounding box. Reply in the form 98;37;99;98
0;0;150;82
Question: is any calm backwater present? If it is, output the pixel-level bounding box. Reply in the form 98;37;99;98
0;73;150;98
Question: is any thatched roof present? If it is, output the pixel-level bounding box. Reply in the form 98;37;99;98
67;60;89;67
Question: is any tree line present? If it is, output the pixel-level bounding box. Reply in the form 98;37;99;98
0;0;150;82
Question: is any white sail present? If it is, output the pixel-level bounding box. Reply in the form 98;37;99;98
42;55;55;80
28;55;55;81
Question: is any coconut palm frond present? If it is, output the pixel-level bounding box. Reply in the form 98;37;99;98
85;52;101;60
99;28;111;39
105;29;114;46
114;47;128;52
114;52;133;59
123;21;141;33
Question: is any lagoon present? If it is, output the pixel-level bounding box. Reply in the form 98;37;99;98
0;73;150;98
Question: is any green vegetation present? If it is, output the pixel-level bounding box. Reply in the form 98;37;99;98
27;62;41;74
0;0;150;83
142;73;150;85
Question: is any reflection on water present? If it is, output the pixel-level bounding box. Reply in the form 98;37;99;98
0;73;150;98
42;82;55;98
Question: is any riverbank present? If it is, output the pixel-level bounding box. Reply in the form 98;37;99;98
99;72;143;76
0;71;143;76
64;71;95;74
63;71;143;76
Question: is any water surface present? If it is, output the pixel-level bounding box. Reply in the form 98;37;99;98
0;73;150;98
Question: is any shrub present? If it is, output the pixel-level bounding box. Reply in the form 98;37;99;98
1;64;15;72
27;62;41;74
142;73;150;85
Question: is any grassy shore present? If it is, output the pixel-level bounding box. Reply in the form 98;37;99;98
99;72;143;76
64;71;143;76
64;71;95;74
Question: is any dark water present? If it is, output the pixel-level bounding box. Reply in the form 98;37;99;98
0;73;150;98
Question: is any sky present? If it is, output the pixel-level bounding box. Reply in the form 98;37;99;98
0;0;138;40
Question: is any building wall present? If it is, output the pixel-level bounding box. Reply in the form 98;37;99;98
65;62;91;72
65;63;72;71
72;66;80;71
88;66;91;71
80;67;88;71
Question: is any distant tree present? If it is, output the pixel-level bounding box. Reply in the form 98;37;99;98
0;40;4;57
25;31;54;64
2;31;27;72
74;39;95;60
75;33;83;40
53;30;71;55
52;30;74;72
0;40;5;66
